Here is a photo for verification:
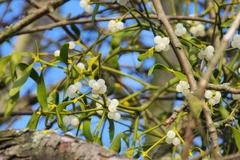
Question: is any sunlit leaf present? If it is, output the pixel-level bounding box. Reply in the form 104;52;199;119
109;132;123;153
138;47;154;61
0;55;11;78
18;63;39;83
108;119;115;142
227;125;240;151
219;105;229;119
173;71;188;81
56;101;72;132
221;19;234;28
48;90;59;105
70;24;80;39
223;64;239;81
27;110;41;129
83;118;94;141
9;63;33;97
37;72;48;112
4;92;19;118
60;43;69;65
148;63;170;76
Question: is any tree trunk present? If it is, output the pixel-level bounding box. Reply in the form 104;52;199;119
0;129;132;160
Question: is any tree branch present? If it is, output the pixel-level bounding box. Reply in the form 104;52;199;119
152;0;197;90
0;0;68;44
0;129;133;160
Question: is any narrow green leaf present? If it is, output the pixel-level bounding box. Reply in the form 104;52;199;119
0;55;11;78
48;90;59;105
18;63;39;83
173;71;188;81
87;54;100;72
109;132;123;153
60;43;69;65
37;72;48;112
227;125;240;151
191;37;202;45
83;118;94;141
138;47;154;61
219;105;229;119
221;19;234;28
148;63;170;76
55;101;71;131
4;92;19;118
70;24;80;39
10;53;21;79
56;108;67;132
137;52;148;61
112;27;139;37
147;47;154;58
108;119;115;142
223;64;239;80
27;110;41;129
9;64;33;97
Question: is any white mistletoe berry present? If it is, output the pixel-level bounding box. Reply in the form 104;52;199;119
154;36;170;52
231;34;240;49
77;62;85;70
71;116;80;127
63;115;71;124
113;112;121;121
165;137;173;144
167;130;176;139
190;23;205;37
68;41;75;49
175;23;187;36
54;50;60;57
205;90;213;99
172;137;181;146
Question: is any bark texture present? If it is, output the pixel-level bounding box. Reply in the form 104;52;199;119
0;129;132;160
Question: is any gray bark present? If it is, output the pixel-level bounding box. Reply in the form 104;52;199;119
0;129;132;160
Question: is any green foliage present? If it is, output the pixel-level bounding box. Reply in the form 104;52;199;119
1;1;240;159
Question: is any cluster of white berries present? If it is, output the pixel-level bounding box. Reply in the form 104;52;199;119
231;34;240;49
108;20;124;33
175;23;187;37
204;90;221;105
198;45;214;61
68;82;82;98
89;79;107;98
63;115;80;128
77;62;85;70
154;35;170;52
54;41;75;57
96;99;121;121
165;130;181;146
176;81;190;96
232;94;240;100
79;0;92;13
190;23;205;37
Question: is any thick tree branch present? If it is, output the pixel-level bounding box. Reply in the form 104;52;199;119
0;0;68;44
0;129;132;160
152;0;197;90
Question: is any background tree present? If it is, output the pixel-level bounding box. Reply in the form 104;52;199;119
0;0;240;159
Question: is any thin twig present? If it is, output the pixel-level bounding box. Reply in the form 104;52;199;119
0;0;68;44
26;0;78;40
15;15;215;36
